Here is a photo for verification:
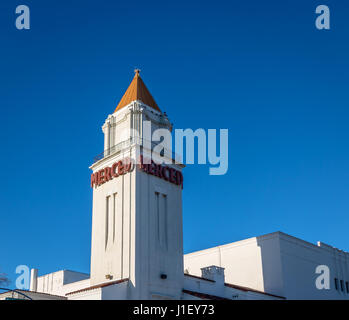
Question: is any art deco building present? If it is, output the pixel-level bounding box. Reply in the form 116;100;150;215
2;71;348;300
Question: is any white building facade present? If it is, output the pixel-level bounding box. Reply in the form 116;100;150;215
184;231;349;300
1;71;347;300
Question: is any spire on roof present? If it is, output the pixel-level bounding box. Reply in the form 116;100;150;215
114;69;161;113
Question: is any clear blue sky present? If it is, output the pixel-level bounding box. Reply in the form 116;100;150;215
1;0;348;286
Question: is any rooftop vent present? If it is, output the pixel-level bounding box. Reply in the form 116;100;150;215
201;266;225;284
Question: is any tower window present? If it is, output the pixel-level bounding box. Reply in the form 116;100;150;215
334;278;339;291
346;281;349;294
113;192;117;242
105;196;110;249
340;280;344;292
155;192;168;249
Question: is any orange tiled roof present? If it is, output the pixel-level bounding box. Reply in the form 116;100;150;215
114;69;161;113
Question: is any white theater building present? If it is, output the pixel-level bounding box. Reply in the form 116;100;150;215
2;71;349;300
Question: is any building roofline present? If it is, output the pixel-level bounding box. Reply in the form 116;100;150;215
182;289;230;300
184;230;349;258
66;278;128;296
184;273;215;282
36;269;90;279
184;272;284;299
224;283;285;299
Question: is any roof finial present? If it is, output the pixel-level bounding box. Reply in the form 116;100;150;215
134;68;141;76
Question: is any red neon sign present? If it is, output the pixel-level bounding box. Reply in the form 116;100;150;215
90;156;183;189
138;155;183;189
91;157;133;188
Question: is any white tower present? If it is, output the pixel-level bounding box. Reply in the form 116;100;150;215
89;70;184;299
